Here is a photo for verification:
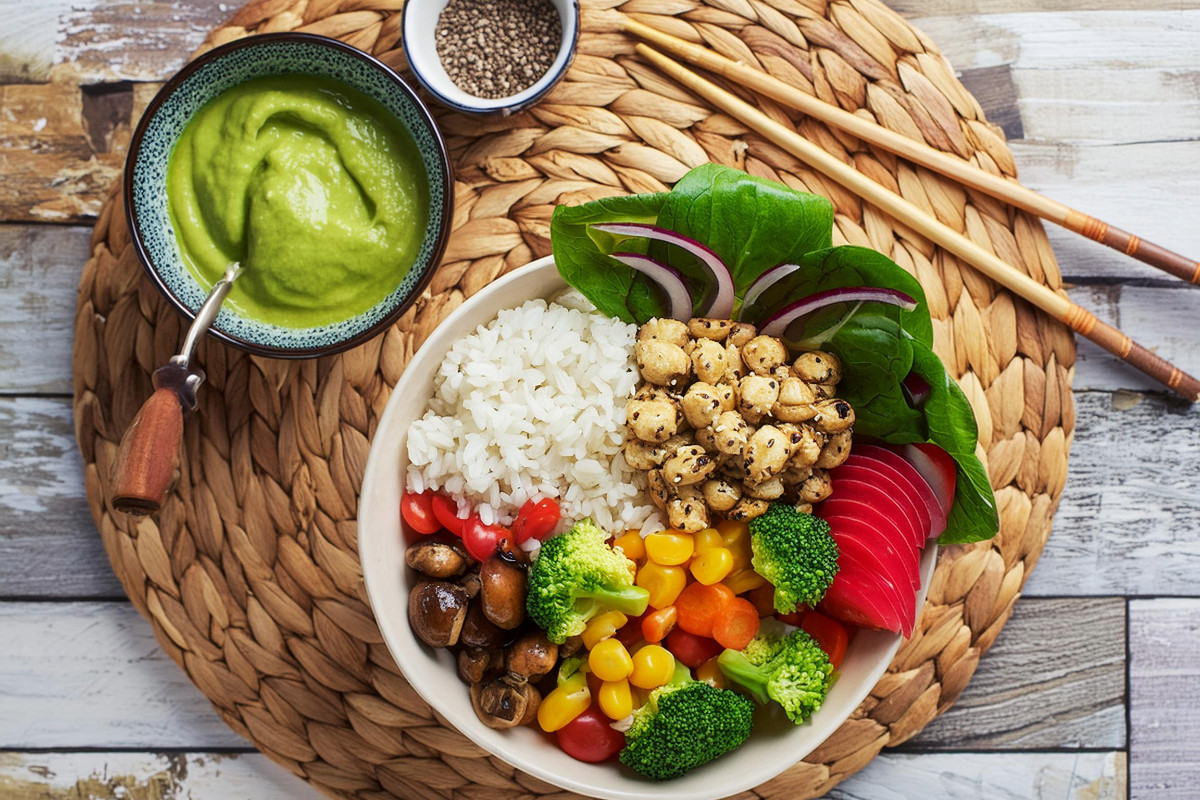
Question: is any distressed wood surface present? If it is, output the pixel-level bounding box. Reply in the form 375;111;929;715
1;0;1197;797
1130;599;1200;800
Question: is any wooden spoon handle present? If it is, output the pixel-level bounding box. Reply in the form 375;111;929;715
110;387;184;515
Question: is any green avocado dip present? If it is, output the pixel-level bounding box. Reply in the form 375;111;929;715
166;74;429;328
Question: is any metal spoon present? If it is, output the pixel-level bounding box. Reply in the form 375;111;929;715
111;264;241;515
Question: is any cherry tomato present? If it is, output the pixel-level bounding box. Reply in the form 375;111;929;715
800;610;850;668
615;612;646;650
430;493;465;537
775;610;805;626
556;706;626;763
400;491;441;536
512;498;561;544
461;514;511;562
665;628;724;670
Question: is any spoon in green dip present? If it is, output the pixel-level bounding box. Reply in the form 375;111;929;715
110;263;242;515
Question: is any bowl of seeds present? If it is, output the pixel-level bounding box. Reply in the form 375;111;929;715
401;0;578;114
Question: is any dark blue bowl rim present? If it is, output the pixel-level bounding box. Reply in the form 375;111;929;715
123;32;456;359
400;0;580;115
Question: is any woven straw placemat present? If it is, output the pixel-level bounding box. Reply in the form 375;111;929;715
71;0;1075;796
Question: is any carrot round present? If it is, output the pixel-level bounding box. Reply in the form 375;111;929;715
641;606;678;644
675;582;735;638
712;597;760;650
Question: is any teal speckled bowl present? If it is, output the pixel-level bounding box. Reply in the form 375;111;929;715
125;33;453;358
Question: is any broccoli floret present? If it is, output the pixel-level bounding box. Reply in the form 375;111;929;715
526;518;649;643
717;618;835;724
620;663;754;780
749;503;839;613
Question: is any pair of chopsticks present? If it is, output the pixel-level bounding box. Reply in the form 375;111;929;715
621;17;1200;403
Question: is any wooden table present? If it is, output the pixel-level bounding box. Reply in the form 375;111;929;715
2;0;1197;797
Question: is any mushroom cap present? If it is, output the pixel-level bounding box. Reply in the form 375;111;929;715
408;581;469;648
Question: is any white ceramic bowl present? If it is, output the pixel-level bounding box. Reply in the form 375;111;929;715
359;256;937;800
401;0;580;115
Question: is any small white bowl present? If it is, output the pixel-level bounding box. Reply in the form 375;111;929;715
358;256;937;799
401;0;580;115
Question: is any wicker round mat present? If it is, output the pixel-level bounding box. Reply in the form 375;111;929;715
72;0;1075;797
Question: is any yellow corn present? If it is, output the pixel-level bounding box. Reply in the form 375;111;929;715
644;531;694;566
690;547;734;585
717;518;753;570
581;610;628;650
693;527;723;553
695;656;728;689
629;644;676;690
724;567;768;595
588;638;634;682
636;561;687;608
538;667;591;732
613;530;646;563
599;679;634;720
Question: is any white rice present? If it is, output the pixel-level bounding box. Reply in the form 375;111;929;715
405;291;662;534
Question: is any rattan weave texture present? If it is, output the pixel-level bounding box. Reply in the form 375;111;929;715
71;0;1076;797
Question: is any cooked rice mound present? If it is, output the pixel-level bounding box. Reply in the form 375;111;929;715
405;293;658;533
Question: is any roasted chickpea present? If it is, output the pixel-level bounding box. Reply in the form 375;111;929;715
701;478;741;512
793;351;842;385
647;469;670;510
744;424;791;482
737;374;780;422
811;398;855;433
689;338;729;384
681;382;727;429
728;322;757;348
745;476;785;500
773;377;818;422
726;496;770;521
710;410;750;456
789;424;824;469
667;485;709;532
638;318;689;347
799;468;833;503
662;444;717;487
626;397;679;443
724;343;747;383
687;318;734;341
741;335;789;375
635;339;691;388
815;430;853;469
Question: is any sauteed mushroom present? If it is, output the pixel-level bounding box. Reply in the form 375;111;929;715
405;538;468;578
479;553;527;630
409;581;469;648
471;677;541;729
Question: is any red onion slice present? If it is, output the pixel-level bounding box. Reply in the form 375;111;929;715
610;252;693;321
592;222;735;318
742;262;801;311
902;373;931;407
760;287;918;338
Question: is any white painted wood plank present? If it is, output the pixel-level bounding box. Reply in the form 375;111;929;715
0;224;91;395
828;751;1126;800
1026;391;1200;598
0;396;122;598
0;602;246;748
909;598;1126;748
1129;598;1200;800
0;752;323;800
0;0;73;83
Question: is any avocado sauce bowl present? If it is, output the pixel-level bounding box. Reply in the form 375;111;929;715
125;33;453;358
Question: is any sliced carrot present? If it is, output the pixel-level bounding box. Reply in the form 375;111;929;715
675;582;735;638
801;610;850;668
746;584;777;618
712;597;760;650
641;606;678;644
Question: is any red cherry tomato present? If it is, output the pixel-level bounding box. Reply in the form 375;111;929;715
775;610;805;626
665;628;724;670
800;611;850;668
556;706;626;763
512;498;561;544
400;491;441;536
461;514;511;562
431;493;465;537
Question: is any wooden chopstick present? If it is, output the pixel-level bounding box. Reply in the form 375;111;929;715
631;42;1200;403
622;17;1200;286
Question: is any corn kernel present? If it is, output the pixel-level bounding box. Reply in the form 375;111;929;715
690;547;734;585
724;567;768;595
589;638;634;681
636;561;687;608
693;527;723;553
718;519;753;571
537;673;590;732
581;610;629;650
613;530;646;562
695;656;728;689
629;644;676;689
644;531;694;566
599;679;633;719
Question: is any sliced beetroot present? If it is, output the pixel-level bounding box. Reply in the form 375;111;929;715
832;461;930;543
829;476;924;550
826;544;906;633
824;513;920;591
822;492;923;555
899;443;957;524
850;445;947;537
